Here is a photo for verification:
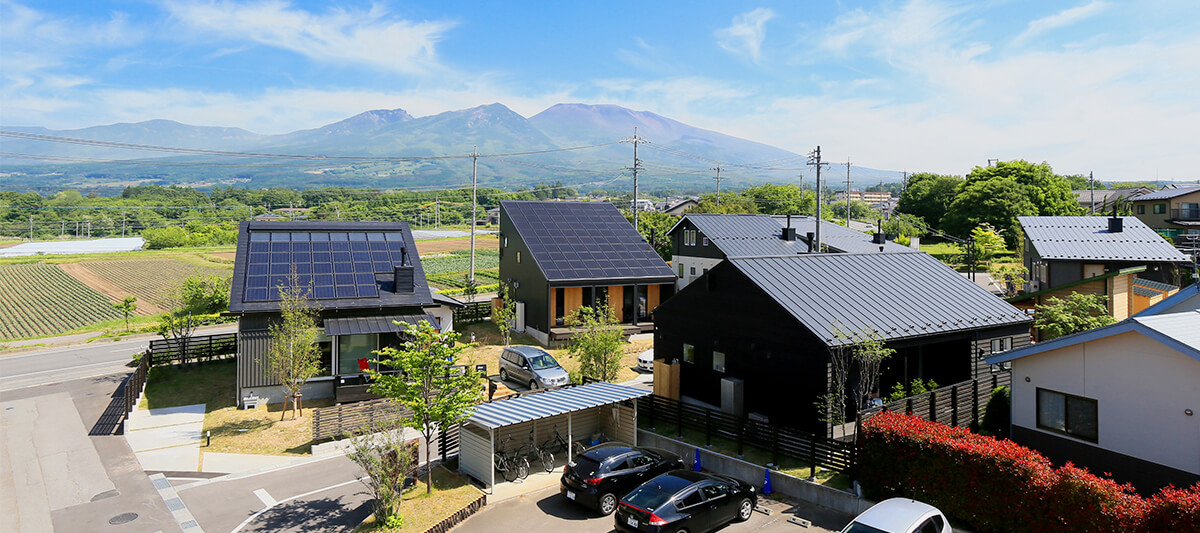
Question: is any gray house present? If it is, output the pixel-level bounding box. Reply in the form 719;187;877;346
1019;215;1188;290
228;220;460;405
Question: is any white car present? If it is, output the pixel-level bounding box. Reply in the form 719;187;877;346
637;348;654;372
840;498;951;533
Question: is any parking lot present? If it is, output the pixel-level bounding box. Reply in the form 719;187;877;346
455;484;849;533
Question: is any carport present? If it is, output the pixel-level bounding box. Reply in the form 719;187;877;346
458;381;650;492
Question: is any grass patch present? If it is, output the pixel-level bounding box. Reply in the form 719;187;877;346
142;359;238;410
453;320;651;384
204;398;333;456
357;466;483;532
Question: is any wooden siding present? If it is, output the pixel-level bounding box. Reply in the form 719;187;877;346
564;287;583;320
459;423;493;487
609;285;624;322
1110;273;1132;320
237;329;273;390
647;284;660;312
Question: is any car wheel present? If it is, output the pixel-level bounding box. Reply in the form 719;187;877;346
736;498;753;522
499;368;508;382
598;493;617;516
529;379;538;390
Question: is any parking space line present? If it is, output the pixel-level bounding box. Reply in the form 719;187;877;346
253;489;276;507
230;478;361;533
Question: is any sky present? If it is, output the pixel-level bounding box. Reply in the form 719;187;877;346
2;0;1198;181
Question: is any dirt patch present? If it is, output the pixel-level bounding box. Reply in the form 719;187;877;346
0;242;18;249
58;263;163;315
416;236;498;255
208;251;236;260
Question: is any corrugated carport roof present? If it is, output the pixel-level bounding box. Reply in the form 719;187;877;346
323;314;435;336
467;382;649;430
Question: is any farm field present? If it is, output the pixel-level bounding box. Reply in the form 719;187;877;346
422;249;500;289
0;263;125;339
80;258;232;309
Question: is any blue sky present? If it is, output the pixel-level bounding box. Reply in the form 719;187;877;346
2;0;1198;180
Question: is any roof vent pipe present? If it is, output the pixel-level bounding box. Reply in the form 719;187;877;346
806;232;815;252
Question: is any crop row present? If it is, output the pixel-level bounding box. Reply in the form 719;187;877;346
421;254;499;275
426;268;500;289
81;259;232;309
0;264;124;340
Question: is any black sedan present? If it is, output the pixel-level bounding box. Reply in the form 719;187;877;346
560;443;685;515
615;470;756;533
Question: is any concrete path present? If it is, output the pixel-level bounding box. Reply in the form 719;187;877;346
126;404;205;472
0;391;117;532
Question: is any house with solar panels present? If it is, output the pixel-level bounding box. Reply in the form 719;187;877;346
1019;215;1189;291
228;220;463;405
498;200;677;346
652;252;1032;433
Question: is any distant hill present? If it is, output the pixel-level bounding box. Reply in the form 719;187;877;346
0;103;904;192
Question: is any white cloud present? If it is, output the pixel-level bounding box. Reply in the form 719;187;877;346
1012;1;1109;46
161;1;456;75
715;8;775;63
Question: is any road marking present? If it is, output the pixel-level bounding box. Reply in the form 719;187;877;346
149;473;204;532
175;453;347;491
230;478;362;533
253;489;276;507
0;360;126;380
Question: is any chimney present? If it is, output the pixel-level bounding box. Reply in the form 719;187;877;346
1108;206;1122;233
781;214;797;241
806;232;815;252
872;232;887;245
394;265;415;293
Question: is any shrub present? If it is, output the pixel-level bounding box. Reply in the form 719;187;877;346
979;386;1011;437
858;411;1200;532
885;378;938;403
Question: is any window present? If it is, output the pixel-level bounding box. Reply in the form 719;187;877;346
700;483;727;499
631;454;655;467
682;343;695;364
1037;388;1098;441
1137;205;1145;214
990;337;1012;352
678;263;684;278
502;235;507;247
516;251;521;263
1154;203;1167;214
337;334;377;375
702;237;709;246
712;351;725;372
690;267;696;275
916;516;945;533
676;490;703;509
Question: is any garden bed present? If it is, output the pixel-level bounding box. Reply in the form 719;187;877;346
356;466;485;532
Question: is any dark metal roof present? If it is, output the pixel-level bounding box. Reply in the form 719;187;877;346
1134;186;1200;201
728;253;1030;347
430;291;466;308
229;221;434;313
671;214;915;257
1018;216;1188;262
466;381;650;430
1071;187;1151;204
500;201;676;283
1133;277;1178;293
323;313;436;336
1133;285;1162;297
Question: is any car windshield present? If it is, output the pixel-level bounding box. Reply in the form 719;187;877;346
527;354;558;370
841;522;889;533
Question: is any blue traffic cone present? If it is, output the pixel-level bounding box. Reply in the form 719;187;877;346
763;468;773;495
693;448;702;471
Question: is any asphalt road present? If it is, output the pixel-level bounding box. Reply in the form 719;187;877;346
0;337;149;392
456;484;849;533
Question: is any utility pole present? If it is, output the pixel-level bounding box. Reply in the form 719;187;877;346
1089;171;1095;215
845;158;852;225
122;212;127;237
621;127;646;231
60;221;65;238
807;146;830;252
469;146;478;282
435;192;440;228
29;215;33;240
987;159;999;167
712;165;723;206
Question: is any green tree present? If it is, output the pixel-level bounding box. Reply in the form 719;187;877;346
625;211;678;260
970;223;1008;262
490;283;517;346
266;273;322;421
1034;293;1115;340
881;213;927;246
897;173;962;228
827;200;878;223
344;421;417;528
181;273;232;315
941;177;1037;248
369;321;483;494
113;295;138;332
964;160;1081;218
989;263;1029;297
742;183;813;215
565;304;625;383
818;327;894;438
157;290;198;369
689;192;757;214
885;378;939;403
142;226;189;249
460;274;479;303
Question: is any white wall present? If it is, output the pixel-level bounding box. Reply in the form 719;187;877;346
1011;331;1200;474
429;305;454;332
673;255;723;291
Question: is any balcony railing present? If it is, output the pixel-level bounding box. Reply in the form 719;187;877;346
1169;208;1200;221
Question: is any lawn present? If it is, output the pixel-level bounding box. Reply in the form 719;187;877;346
453;320;652;385
356;466;483;532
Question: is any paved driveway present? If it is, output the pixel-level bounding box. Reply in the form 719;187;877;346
454;485;849;533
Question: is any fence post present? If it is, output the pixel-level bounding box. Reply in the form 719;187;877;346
648;397;656;430
906;397;913;415
704;410;711;447
736;416;744;457
808;434;816;478
973;379;981;428
951;385;959;427
928;390;937;422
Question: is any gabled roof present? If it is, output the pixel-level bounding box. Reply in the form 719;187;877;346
727;253;1030;347
670;214;914;258
1133;277;1179;293
1071;187;1151;205
986;310;1200;365
500;200;675;284
229;221;434;313
1134;186;1200;201
1136;283;1200;317
1018;216;1188;262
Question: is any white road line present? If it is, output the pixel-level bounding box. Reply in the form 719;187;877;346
0;360;126;380
175;453;346;491
230;478;361;533
253;489;276;507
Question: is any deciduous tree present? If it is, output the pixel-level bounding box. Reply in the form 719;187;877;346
114;295;137;332
266;273;322;420
897;173;962;228
1035;293;1115;340
491;283;517;346
565;304;624;383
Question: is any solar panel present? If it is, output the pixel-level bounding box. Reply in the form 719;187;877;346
241;229;411;302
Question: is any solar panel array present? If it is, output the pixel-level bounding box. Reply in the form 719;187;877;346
242;231;407;302
503;201;676;281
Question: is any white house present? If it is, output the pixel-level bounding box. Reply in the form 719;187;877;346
986;308;1200;491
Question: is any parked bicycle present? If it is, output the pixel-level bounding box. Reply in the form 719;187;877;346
541;424;571;456
520;429;556;473
572;430;608;456
493;436;529;482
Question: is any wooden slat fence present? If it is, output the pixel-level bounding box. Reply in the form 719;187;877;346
147;333;237;365
638;395;855;474
123;355;150;417
857;374;1004;432
312;398;413;441
453;301;491;325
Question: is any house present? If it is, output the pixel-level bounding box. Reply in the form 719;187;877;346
632;198;655;212
1019;215;1188;290
1130;186;1200;238
486;207;500;225
1132;277;1180;312
985;310;1200;492
1136;282;1200;316
1071;187;1152;213
653;252;1032;433
668;213;916;290
1005;266;1184;339
833;190;892;204
228;220;459;405
498;201;677;346
662;198;699;216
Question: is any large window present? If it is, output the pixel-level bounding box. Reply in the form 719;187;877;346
337;334;377;375
1037;388;1098;442
682;343;695;364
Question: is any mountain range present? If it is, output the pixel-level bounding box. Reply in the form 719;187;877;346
1;103;903;193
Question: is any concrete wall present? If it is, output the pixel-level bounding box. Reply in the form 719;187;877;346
637;430;874;517
240;379;334;407
1011;330;1200;475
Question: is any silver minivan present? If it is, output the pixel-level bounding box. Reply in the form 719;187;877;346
499;345;570;389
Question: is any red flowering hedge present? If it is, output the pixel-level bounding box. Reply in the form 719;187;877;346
857;411;1200;533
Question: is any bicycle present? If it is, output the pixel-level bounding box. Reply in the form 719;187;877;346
492;436;529;482
571;430;608;456
520;429;556;473
540;424;571;456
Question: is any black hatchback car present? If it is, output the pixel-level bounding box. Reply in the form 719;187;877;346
560;443;685;515
615;470;757;533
